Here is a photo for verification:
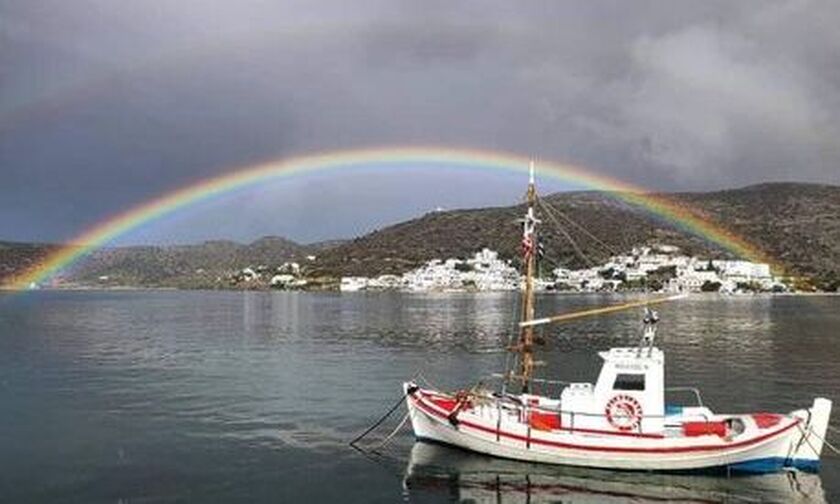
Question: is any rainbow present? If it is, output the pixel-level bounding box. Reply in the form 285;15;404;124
3;146;779;290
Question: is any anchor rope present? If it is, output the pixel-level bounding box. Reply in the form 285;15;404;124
370;411;410;452
795;424;822;460
796;424;840;457
822;422;840;455
349;391;409;450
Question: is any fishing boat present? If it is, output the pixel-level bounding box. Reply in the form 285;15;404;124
402;162;833;474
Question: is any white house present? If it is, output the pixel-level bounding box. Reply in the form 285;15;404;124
340;277;369;292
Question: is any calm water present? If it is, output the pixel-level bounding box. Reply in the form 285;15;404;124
0;291;838;503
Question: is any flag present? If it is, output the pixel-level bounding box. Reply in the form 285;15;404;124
521;235;534;257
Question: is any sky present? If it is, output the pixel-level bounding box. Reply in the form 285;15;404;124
2;0;839;245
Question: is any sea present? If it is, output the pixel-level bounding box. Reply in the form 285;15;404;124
1;290;838;503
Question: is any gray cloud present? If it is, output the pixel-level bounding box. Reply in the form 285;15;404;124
1;0;839;244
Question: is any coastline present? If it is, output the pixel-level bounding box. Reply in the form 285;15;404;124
5;286;838;296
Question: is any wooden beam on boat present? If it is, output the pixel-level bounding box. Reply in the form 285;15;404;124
519;294;687;328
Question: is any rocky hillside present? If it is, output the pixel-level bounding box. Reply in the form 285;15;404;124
0;241;69;285
61;237;312;289
307;192;717;278
673;183;840;284
307;183;840;291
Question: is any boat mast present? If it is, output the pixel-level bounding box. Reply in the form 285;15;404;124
512;161;539;393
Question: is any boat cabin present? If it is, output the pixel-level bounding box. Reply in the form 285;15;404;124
560;346;665;434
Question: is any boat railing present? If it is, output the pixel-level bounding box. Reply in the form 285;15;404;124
484;374;706;409
664;387;705;408
485;373;571;397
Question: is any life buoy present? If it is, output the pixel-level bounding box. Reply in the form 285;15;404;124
605;394;643;431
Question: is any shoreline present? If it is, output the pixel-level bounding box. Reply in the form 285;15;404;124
4;286;839;296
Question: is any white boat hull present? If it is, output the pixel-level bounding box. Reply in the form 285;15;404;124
404;383;832;474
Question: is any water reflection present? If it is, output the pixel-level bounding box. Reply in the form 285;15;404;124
403;442;826;503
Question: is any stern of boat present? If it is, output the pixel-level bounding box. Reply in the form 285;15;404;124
787;397;833;472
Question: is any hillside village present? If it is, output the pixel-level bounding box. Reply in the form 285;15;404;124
552;245;785;294
230;244;788;294
340;248;527;292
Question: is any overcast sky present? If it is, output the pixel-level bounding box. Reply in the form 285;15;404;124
2;0;839;245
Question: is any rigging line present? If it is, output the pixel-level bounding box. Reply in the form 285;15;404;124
619;217;634;260
543;195;620;257
413;372;440;391
536;197;596;268
536;196;595;266
538;194;618;258
537;194;621;258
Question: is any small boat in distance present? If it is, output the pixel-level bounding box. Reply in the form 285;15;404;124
402;162;833;474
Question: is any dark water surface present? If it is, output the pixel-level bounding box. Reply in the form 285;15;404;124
0;291;838;503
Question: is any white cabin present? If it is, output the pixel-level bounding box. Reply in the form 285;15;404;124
560;346;665;434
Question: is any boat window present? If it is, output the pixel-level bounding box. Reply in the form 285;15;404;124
613;373;645;391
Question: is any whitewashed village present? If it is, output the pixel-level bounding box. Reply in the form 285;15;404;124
228;244;787;294
334;244;787;294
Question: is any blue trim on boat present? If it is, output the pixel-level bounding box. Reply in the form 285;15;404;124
664;404;683;416
729;457;820;474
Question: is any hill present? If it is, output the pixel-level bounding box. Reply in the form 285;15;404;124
0;241;70;286
673;183;840;284
307;192;714;277
1;183;839;291
0;237;313;289
62;236;313;288
307;183;840;290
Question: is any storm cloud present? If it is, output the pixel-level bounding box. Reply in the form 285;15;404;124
2;0;839;243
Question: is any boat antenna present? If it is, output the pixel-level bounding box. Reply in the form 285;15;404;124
638;307;659;357
509;160;540;393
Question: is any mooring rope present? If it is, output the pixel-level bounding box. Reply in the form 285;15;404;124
349;391;410;450
796;424;840;457
370;411;410;452
822;422;840;455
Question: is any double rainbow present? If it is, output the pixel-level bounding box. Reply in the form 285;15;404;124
3;147;777;290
